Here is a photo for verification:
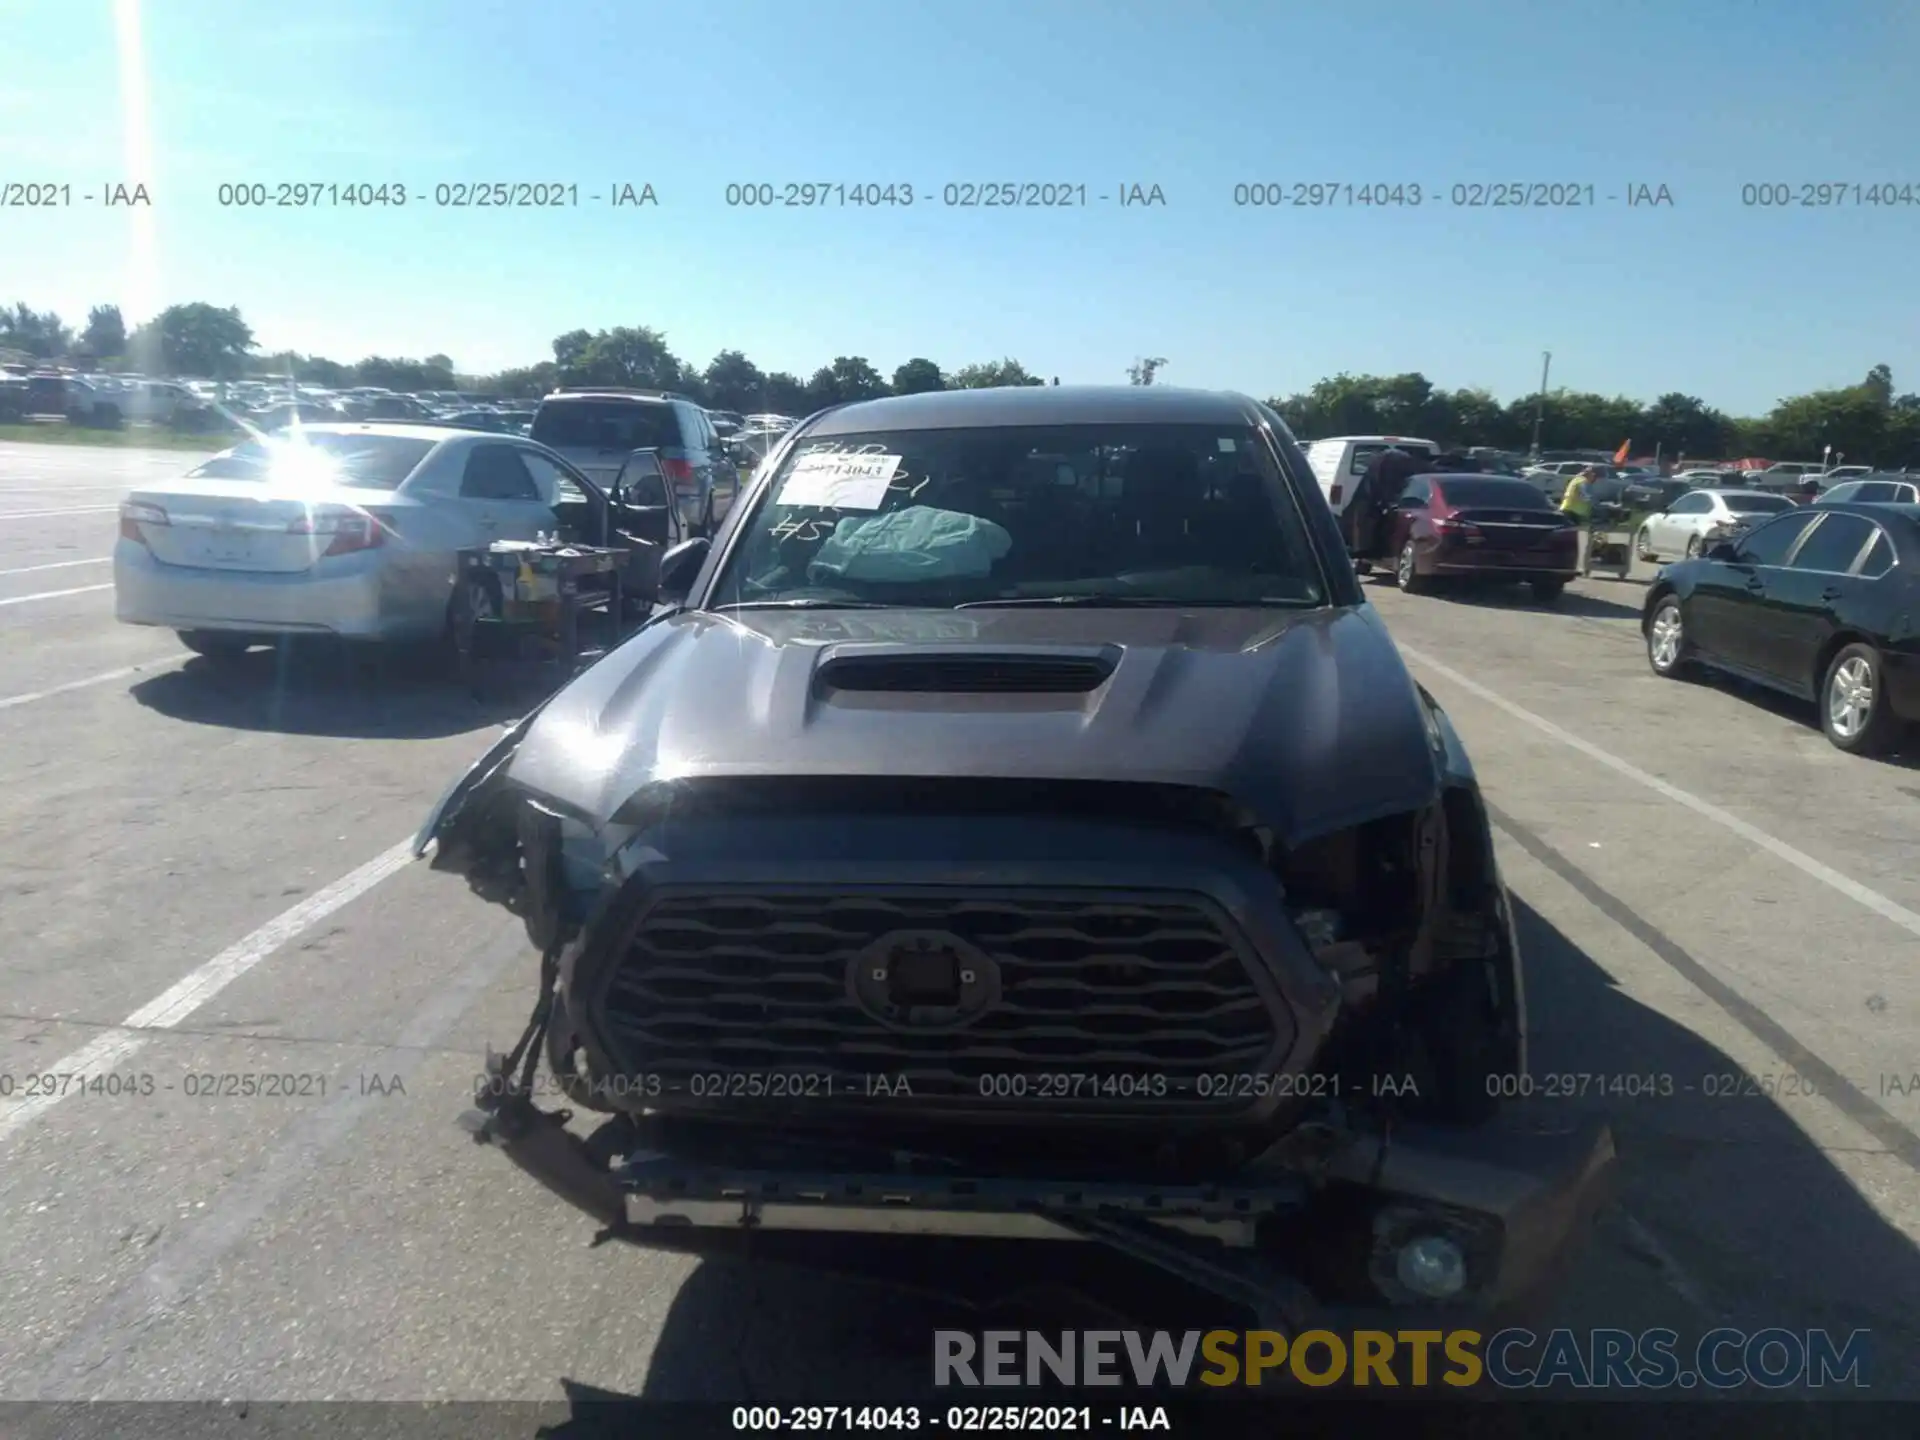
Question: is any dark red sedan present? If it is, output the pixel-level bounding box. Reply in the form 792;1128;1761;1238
1382;473;1582;603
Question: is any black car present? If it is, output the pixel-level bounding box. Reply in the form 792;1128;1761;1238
1619;476;1693;515
1584;473;1631;508
415;385;1612;1328
1643;502;1920;755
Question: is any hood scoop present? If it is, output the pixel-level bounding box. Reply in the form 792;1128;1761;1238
815;644;1119;695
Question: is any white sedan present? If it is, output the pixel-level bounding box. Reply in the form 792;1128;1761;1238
1633;487;1798;563
114;423;679;660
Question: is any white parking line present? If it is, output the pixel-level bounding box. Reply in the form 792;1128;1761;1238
0;556;109;576
0;582;112;607
22;925;529;1400
0;653;186;712
1400;643;1920;941
0;506;120;520
0;840;416;1148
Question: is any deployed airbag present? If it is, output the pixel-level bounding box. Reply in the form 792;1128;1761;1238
806;506;1012;584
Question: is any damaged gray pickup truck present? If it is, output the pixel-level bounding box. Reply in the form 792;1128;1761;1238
415;385;1614;1331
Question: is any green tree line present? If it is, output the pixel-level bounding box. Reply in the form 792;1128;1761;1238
5;299;1916;466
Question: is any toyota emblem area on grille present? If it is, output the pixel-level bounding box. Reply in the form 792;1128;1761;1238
591;885;1293;1121
847;929;1001;1030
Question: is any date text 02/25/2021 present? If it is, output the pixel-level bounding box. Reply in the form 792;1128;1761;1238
729;1404;1173;1432
1229;181;1674;208
466;1069;1423;1104
0;1071;407;1100
722;182;1166;208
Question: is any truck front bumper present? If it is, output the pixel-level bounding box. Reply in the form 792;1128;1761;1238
461;1076;1614;1330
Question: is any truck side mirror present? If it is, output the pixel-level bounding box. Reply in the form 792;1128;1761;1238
656;537;710;603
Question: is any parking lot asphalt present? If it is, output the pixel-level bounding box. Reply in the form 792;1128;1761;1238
0;441;1915;1405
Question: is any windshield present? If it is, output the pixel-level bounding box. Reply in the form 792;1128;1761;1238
707;423;1326;608
1724;493;1794;513
531;399;679;451
1436;477;1555;509
1349;441;1435;476
185;434;435;489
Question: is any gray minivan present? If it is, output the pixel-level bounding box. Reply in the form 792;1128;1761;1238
529;389;736;536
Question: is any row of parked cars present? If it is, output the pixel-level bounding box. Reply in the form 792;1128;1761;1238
1518;458;1878;503
0;371;527;434
0;371;189;427
111;387;800;661
1300;433;1920;758
0;370;803;468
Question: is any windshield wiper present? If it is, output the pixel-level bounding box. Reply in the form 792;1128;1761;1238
954;595;1313;609
711;598;901;611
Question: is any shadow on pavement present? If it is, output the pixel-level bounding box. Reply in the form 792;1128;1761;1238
128;640;533;738
609;878;1920;1407
1442;581;1648;623
1499;883;1920;1396
1672;666;1920;766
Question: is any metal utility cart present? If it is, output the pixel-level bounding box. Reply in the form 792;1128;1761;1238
452;539;628;695
1580;501;1636;580
1592;477;1695;580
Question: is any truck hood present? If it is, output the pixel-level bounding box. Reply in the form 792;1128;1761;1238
490;604;1442;848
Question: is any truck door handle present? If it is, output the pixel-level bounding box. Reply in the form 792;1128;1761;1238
1746;578;1765;592
1821;585;1843;601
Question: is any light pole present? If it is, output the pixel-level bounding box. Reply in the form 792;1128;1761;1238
1528;351;1551;460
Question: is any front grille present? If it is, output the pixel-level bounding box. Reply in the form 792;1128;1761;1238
596;887;1286;1116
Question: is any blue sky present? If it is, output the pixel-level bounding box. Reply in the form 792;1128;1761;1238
1;0;1915;414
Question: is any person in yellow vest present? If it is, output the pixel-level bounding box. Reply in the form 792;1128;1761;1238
1559;465;1597;519
1559;465;1599;574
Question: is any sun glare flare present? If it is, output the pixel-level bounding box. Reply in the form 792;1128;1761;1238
112;0;158;345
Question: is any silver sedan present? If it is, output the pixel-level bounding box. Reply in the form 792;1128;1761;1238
114;423;677;659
